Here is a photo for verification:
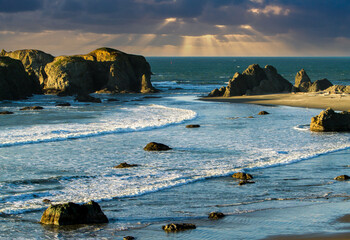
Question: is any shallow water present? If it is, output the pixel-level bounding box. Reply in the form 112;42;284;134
1;57;350;239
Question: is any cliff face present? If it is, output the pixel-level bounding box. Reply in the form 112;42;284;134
0;47;156;99
209;64;292;97
0;56;37;100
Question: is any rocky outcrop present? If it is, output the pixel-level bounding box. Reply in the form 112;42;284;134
143;142;172;151
258;111;269;115
1;47;156;97
44;48;156;95
1;49;54;92
162;223;196;232
334;175;350;180
324;85;350;94
0;57;38;100
40;201;108;225
294;69;333;92
310;108;350;132
208;64;292;97
232;172;253;180
208;212;225;219
114;162;139;168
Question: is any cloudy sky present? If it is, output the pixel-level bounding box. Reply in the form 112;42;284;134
0;0;349;56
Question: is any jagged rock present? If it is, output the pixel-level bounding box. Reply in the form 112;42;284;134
143;142;172;151
208;64;292;97
186;124;200;128
40;201;108;225
310;108;350;132
75;94;101;103
238;180;255;185
294;69;312;92
334;175;350;181
1;49;54;91
0;57;37;100
56;102;71;107
258;111;269;115
232;172;253;180
208;212;225;219
308;79;333;92
162;223;196;232
20;106;44;110
114;162;139;168
0;111;14;114
325;85;350;94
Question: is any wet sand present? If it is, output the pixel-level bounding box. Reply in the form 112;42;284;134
201;92;350;111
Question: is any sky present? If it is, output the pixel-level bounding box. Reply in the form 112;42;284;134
0;0;350;56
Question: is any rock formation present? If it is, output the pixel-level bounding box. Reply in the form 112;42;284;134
114;162;139;168
162;223;196;232
143;142;172;151
324;85;350;94
0;57;38;100
293;69;333;92
0;47;156;100
208;64;292;97
208;212;225;219
232;172;253;180
40;200;108;225
334;175;350;180
310;108;350;132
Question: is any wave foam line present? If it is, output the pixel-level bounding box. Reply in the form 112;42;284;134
0;105;197;148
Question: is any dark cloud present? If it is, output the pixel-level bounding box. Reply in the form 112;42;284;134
0;0;43;12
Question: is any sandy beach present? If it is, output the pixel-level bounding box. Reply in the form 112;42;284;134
201;92;350;111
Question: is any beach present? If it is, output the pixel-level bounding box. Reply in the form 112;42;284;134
202;92;350;111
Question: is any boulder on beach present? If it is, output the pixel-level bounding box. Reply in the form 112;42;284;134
258;111;269;115
232;172;253;180
162;223;196;232
114;162;139;168
186;124;200;128
143;142;172;151
208;212;225;219
208;64;292;97
40;200;108;225
334;175;350;181
310;108;350;132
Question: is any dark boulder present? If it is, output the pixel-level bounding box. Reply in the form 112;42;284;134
143;142;172;151
208;212;225;219
334;175;350;181
186;124;200;128
258;111;269;115
310;108;350;132
123;237;135;240
0;111;14;114
75;94;101;103
232;172;253;180
40;200;108;225
162;223;196;232
56;102;71;107
20;106;44;110
308;78;333;92
114;162;139;168
238;180;255;185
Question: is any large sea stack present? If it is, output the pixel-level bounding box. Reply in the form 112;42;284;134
293;69;333;92
208;64;292;97
0;48;156;99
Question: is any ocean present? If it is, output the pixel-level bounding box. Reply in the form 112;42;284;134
1;57;350;239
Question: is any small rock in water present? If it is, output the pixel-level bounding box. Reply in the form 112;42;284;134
144;142;172;151
0;111;14;114
75;94;101;103
208;212;225;219
40;200;108;225
238;180;255;185
334;175;350;181
107;98;119;102
258;111;269;115
56;102;71;107
42;199;51;204
162;223;196;232
247;116;254;118
114;162;139;168
232;172;253;180
186;124;200;128
20;106;44;110
123;236;135;240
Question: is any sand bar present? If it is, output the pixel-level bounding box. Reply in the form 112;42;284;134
201;92;350;111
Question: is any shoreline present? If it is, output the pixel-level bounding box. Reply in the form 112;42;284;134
201;92;350;111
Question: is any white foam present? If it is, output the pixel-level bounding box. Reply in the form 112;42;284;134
0;104;197;147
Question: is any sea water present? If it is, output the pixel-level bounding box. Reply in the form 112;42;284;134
1;57;350;239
